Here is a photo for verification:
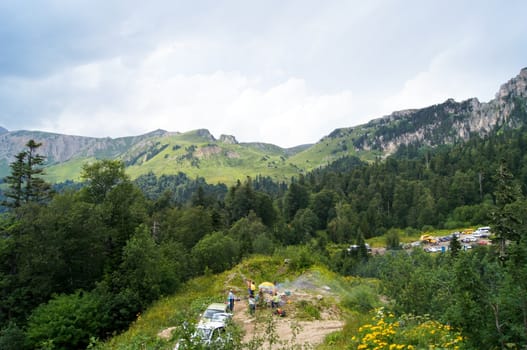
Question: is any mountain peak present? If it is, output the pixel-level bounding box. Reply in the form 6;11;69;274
185;129;215;141
0;126;8;135
219;134;238;144
497;67;527;100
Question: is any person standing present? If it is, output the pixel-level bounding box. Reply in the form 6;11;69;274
271;292;280;308
248;295;256;315
228;289;236;312
246;279;252;296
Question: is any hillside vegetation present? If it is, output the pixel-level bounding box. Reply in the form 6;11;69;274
1;69;527;349
0;67;525;185
1;116;527;348
93;256;358;349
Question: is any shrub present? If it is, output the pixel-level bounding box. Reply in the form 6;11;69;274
26;291;102;350
296;300;321;320
350;308;466;349
0;322;28;350
342;284;380;313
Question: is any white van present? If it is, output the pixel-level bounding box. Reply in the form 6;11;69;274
474;226;491;237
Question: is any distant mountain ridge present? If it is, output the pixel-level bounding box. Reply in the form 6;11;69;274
0;67;526;183
321;68;527;154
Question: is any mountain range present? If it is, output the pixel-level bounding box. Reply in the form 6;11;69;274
1;67;526;185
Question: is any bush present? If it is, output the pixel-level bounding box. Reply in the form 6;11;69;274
0;322;28;350
385;229;400;250
296;300;321;320
26;291;103;350
350;308;466;349
342;284;380;313
273;245;316;271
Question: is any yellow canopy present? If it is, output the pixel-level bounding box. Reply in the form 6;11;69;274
258;282;275;291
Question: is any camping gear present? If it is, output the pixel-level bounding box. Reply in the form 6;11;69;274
258;281;275;294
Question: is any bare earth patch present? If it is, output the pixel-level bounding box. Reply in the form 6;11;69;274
159;272;345;348
231;279;345;349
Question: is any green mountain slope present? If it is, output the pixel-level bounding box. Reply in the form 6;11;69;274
2;68;526;185
122;130;304;184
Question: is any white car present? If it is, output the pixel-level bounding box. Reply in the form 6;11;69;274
174;321;231;350
199;303;229;323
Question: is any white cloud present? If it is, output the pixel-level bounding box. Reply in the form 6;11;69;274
1;1;526;148
25;44;354;147
380;40;509;116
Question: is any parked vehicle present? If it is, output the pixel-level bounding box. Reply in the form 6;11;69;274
473;226;491;238
211;312;232;323
420;234;437;244
200;303;229;323
174;321;232;350
461;236;478;243
347;243;372;254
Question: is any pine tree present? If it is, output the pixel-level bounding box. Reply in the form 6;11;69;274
2;140;52;208
3;152;26;208
490;161;526;260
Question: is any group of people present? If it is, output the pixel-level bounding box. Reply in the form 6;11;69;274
247;279;284;315
226;279;285;316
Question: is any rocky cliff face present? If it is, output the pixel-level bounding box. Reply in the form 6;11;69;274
358;68;527;155
0;129;169;165
219;134;238;144
1;68;526;175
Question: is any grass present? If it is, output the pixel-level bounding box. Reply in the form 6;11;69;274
92;254;385;350
27;127;384;186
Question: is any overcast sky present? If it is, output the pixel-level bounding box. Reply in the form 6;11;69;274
0;1;526;147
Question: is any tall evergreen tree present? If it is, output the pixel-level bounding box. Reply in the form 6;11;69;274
2;140;52;208
490;161;526;260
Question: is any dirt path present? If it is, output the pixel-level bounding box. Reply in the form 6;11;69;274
231;286;344;349
233;306;344;349
159;273;346;349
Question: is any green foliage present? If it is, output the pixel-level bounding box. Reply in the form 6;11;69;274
5;117;527;350
327;202;358;243
162;206;214;249
2;139;52;208
341;284;380;313
449;234;462;257
0;322;28;350
26;291;102;350
491;161;526;245
117;226;182;306
251;232;275;255
291;208;319;244
282;181;309;222
273;245;316;271
224;178;277;227
310;189;338;229
228;212;270;256
134;171;227;206
80;159;128;203
384;229;400;250
296;300;321;320
191;232;240;274
350;308;466;349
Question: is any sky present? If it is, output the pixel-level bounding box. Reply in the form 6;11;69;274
0;1;526;148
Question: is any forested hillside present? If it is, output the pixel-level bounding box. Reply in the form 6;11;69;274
1;110;527;349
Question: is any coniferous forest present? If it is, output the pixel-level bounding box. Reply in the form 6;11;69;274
1;124;527;349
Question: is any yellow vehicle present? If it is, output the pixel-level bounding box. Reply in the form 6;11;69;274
420;234;437;244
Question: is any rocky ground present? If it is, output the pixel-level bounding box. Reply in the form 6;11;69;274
230;275;345;349
159;272;346;349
